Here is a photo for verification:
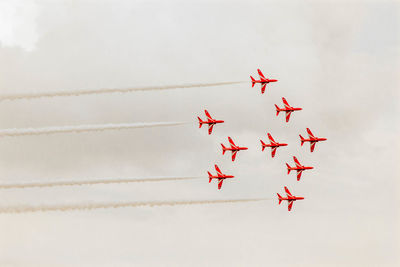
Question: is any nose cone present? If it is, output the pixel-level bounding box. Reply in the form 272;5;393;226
298;197;305;200
282;143;288;146
321;138;327;141
243;147;249;150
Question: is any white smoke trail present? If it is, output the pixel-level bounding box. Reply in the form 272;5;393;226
0;176;202;189
0;121;187;137
0;198;268;214
0;81;247;101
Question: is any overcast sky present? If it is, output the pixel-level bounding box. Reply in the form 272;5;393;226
0;0;399;266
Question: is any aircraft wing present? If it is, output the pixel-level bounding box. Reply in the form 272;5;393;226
204;110;213;120
293;156;301;167
218;179;224;190
261;84;266;94
271;147;277;158
297;170;303;181
267;133;276;144
208;124;214;135
306;128;315;139
257;69;266;79
285;111;292;122
231;151;237;162
214;164;222;175
310;142;316;152
288;201;294;211
228;137;236;147
284;186;293;197
282;97;291;109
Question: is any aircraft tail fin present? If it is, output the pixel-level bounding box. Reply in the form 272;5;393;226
250;76;256;87
299;135;305;146
277;193;283;204
286;163;291;174
274;104;280;116
260;140;266;151
221;144;226;155
197;117;203;128
207;171;213;183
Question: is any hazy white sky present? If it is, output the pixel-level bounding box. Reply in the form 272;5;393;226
0;0;399;266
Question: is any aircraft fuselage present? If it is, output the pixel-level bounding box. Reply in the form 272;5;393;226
303;137;327;142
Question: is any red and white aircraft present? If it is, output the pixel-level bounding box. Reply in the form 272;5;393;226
197;110;224;135
275;97;302;122
207;164;234;190
260;133;288;158
300;128;327;152
286;156;313;181
277;186;304;211
250;69;278;94
221;137;248;162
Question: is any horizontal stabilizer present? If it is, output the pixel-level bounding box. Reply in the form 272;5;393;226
286;163;291;174
277;193;282;204
299;134;305;146
197;117;203;128
250;76;256;87
221;144;226;155
207;171;213;183
274;104;280;116
260;140;266;151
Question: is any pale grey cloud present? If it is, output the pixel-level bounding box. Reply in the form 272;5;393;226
0;1;398;266
0;0;40;51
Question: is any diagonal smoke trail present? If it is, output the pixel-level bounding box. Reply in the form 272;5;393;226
0;176;203;189
0;198;269;214
0;121;187;137
0;81;247;101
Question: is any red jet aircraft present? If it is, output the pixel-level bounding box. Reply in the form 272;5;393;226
277;186;304;211
275;97;302;122
197;110;224;135
300;128;327;152
250;69;278;94
207;164;234;190
221;137;248;162
286;156;313;181
260;133;288;158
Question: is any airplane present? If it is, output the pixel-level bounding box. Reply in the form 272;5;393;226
275;97;302;122
197;110;224;135
277;186;304;211
260;133;288;158
250;69;278;94
207;164;234;190
300;128;327;152
286;156;313;181
221;137;248;162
